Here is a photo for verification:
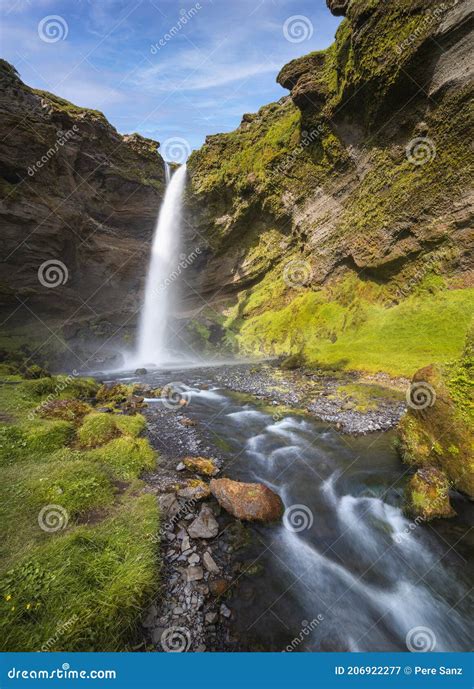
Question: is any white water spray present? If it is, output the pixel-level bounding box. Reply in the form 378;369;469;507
135;163;187;365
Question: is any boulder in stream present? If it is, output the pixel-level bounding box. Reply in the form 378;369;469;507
210;478;284;522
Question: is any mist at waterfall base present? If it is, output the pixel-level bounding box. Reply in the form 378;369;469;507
124;163;190;370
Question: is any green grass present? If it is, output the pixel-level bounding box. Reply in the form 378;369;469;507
88;437;156;480
0;375;160;651
237;282;474;377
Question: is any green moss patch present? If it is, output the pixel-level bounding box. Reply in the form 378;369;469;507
88;437;156;480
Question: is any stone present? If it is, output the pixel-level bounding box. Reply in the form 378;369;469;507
188;553;200;565
142;605;157;628
134;368;147;375
186;565;204;582
176;462;186;471
181;534;191;552
205;612;218;624
187;504;219;539
210;478;284;522
184;456;219;477
177;479;211;501
179;417;197;427
209;578;228;597
220;603;231;618
157;493;180;518
406;467;455;520
203;551;220;573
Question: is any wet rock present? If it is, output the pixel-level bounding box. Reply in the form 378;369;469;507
184;456;219;477
188;504;219;539
220;603;231;618
406;467;455;520
209;578;228;596
210;478;284;522
203;551;220;573
179;417;197;427
135;368;147;375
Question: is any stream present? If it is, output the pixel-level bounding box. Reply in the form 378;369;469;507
111;364;473;653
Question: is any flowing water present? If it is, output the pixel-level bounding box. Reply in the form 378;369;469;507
115;366;474;652
135;163;187;366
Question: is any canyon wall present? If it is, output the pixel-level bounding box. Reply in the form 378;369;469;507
0;60;166;368
182;0;473;376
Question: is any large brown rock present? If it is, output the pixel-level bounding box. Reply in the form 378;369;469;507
210;478;284;522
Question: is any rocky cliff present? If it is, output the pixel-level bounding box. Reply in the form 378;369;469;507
0;60;166;369
183;0;474;376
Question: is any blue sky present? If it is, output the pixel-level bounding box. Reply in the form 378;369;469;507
0;0;341;158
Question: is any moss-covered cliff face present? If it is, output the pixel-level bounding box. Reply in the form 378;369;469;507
183;0;474;376
398;326;473;517
0;60;166;368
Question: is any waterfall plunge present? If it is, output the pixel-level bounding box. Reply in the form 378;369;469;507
135;163;187;366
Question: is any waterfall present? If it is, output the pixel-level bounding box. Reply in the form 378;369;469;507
135;163;187;366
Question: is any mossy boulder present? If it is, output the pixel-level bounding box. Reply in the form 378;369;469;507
183;456;219;477
77;412;146;448
281;352;306;370
23;364;50;380
77;413;120;448
406;467;455;521
95;384;130;405
398;335;474;500
39;399;91;424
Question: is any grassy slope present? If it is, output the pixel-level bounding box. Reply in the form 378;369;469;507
0;369;159;651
